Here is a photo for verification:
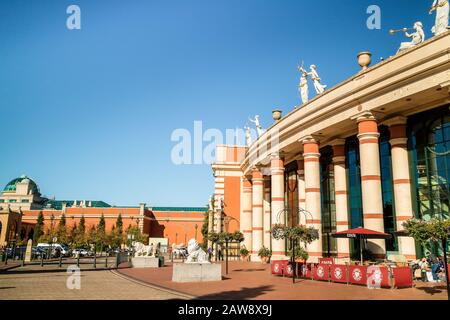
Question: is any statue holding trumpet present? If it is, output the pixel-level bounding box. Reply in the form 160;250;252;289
429;0;449;36
297;62;309;105
391;21;425;54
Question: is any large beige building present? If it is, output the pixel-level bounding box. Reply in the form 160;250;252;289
211;31;450;262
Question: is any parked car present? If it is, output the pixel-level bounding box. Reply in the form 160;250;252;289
36;243;71;257
72;248;92;257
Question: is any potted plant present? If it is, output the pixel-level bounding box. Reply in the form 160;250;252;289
257;246;272;264
288;246;309;263
239;247;249;261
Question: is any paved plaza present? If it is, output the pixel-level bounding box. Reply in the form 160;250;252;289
1;261;447;300
119;261;448;300
0;264;189;300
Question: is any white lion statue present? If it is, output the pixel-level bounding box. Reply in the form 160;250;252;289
185;238;209;264
133;242;154;257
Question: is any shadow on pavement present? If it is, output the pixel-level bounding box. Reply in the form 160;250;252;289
191;285;274;300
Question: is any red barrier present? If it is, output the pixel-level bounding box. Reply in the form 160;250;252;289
283;261;296;278
330;264;348;283
271;260;284;275
298;263;312;278
392;267;413;288
348;265;367;285
313;264;330;281
366;266;391;288
319;258;334;265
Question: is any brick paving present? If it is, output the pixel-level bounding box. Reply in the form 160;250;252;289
0;264;188;300
118;261;448;300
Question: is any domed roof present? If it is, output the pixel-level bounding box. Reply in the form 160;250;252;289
3;175;40;195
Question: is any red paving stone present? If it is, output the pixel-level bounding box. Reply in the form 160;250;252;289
118;261;447;300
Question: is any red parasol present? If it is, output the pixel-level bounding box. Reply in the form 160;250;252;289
332;227;391;264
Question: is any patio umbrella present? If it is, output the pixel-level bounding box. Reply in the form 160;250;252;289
332;227;392;264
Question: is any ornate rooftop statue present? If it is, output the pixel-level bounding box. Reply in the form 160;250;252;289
308;65;327;95
244;125;253;146
185;238;209;263
249;115;264;137
397;22;425;53
297;64;309;105
430;0;449;36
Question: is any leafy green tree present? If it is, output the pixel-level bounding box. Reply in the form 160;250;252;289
97;214;106;253
32;211;45;244
98;214;105;233
116;214;123;234
56;214;68;244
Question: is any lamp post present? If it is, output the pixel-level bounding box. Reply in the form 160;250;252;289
194;224;198;241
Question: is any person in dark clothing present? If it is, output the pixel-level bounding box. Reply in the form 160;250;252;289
427;252;440;281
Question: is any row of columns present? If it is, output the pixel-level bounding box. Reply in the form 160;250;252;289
240;113;416;261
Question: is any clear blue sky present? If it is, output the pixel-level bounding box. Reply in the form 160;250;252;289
0;0;433;207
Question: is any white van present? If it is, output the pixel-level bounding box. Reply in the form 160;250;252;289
37;243;71;257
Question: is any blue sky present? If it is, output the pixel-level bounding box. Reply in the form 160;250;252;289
0;0;433;207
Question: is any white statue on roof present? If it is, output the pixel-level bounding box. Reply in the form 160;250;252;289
430;0;449;36
308;65;327;95
297;63;309;104
249;115;264;137
244;125;253;146
397;22;425;53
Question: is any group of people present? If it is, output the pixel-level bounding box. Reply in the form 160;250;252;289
414;252;448;283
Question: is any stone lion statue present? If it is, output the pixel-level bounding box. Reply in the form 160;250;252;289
132;242;154;257
185;239;209;264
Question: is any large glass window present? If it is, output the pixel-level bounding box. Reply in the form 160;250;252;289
379;126;397;251
320;147;337;257
409;105;450;256
346;137;363;229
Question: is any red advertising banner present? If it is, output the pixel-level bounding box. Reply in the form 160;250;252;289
330;264;348;283
367;266;391;288
392;267;413;288
298;263;312;278
283;261;296;278
319;257;334;265
271;260;284;275
313;264;330;281
348;265;367;285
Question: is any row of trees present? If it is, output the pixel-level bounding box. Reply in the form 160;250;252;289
31;212;148;250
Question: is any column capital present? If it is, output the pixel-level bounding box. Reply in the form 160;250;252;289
251;166;264;180
382;116;407;127
351;111;383;123
270;152;285;160
299;135;319;145
329;138;346;146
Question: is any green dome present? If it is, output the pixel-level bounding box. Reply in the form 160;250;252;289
4;175;40;195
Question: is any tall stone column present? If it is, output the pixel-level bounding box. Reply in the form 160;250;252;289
385;116;416;260
251;167;264;260
207;209;214;249
270;153;286;259
263;177;271;249
241;177;253;253
297;159;306;214
356;112;386;257
331;140;350;261
302;136;323;261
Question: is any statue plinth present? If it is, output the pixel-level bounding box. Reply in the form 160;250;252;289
131;256;162;268
172;263;222;283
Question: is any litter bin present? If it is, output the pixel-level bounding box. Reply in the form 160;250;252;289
158;256;165;267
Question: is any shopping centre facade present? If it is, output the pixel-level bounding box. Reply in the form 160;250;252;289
211;31;450;262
